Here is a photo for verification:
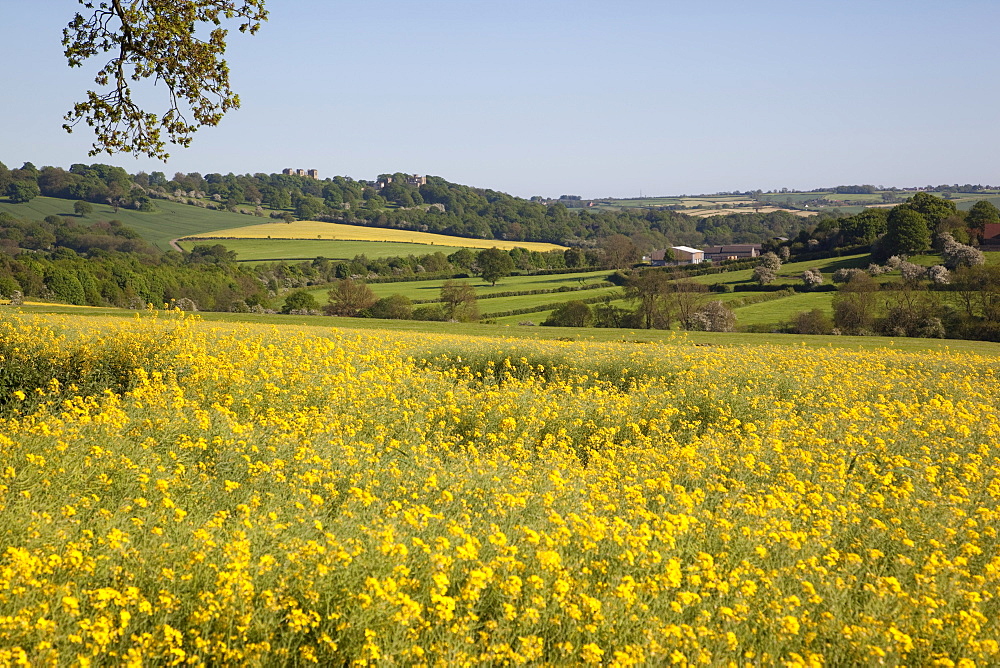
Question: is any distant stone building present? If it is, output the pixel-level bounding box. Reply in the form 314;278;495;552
377;174;427;189
281;168;319;179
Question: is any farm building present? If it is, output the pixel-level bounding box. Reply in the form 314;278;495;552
649;247;705;265
672;246;704;264
649;249;670;266
702;244;762;262
981;223;1000;248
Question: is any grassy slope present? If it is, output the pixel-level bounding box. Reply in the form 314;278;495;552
733;292;834;326
477;287;622;316
0;196;264;251
910;251;1000;267
7;193;999;331
10;302;1000;356
306;270;615;303
690;254;870;287
305;256;865;326
1;196;563;258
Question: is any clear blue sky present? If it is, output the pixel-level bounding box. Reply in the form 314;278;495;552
2;1;999;198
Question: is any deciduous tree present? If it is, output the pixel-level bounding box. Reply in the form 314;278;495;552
882;207;931;256
689;300;736;332
625;269;672;329
6;181;41;204
966;200;1000;244
477;247;515;286
832;273;880;334
440;280;478;322
368;294;413;320
62;0;268;159
600;234;640;269
281;289;318;314
752;265;777;286
543;300;593;327
325;279;377;316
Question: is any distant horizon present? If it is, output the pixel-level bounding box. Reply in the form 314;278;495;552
4;155;997;203
4;1;1000;201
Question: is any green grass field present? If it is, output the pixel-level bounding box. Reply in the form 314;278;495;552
487;290;834;330
175;237;470;262
304;270;615;304
477;287;622;316
302;256;866;328
686;253;870;287
0;196;265;251
732;291;834;326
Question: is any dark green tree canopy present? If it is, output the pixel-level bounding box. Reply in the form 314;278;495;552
883;207;931;256
6;181;41;204
477;247;515;286
840;208;889;244
63;0;268;159
966;200;1000;242
281;289;319;314
900;192;957;228
543;300;594;327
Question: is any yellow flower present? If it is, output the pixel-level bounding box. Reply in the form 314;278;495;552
782;615;801;635
582;642;605;664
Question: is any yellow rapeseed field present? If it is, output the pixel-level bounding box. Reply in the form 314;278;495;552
183;221;564;252
1;311;999;666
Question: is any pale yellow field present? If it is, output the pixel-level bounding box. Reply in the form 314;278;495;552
183;220;565;252
684;206;817;218
678;198;758;206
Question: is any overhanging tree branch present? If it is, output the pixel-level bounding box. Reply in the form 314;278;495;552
62;0;267;160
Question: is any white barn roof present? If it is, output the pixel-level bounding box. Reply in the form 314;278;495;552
671;246;703;254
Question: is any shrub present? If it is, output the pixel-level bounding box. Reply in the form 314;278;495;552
688;300;736;332
543;301;594;327
801;269;824;289
899;261;925;283
867;263;889;276
325;279;377;317
833;268;867;283
412;304;446;321
752;265;777;286
927;265;951;285
940;232;986;269
792;309;833;335
281;289;318;314
171;297;198;312
758;252;782;271
367;294;413;320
